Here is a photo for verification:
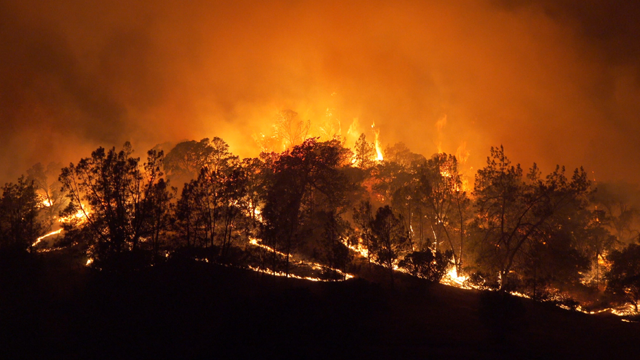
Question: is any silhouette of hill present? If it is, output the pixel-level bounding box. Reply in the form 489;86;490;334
1;250;639;359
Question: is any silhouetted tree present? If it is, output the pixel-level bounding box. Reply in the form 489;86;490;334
573;209;616;288
370;145;426;249
171;137;242;253
398;249;452;282
318;210;353;279
26;162;66;226
384;142;425;168
590;182;640;245
174;180;199;248
164;138;211;184
238;157;267;233
141;150;175;263
261;138;351;276
353;200;375;264
218;167;248;258
417;153;470;274
353;133;376;169
606;242;640;312
370;205;410;281
472;146;590;290
164;137;238;187
59;143;171;268
0;177;45;253
275;109;310;149
520;218;591;299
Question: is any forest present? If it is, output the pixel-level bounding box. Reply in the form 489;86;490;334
3;113;640;318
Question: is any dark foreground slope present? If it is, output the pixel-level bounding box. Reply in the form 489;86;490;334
1;252;639;360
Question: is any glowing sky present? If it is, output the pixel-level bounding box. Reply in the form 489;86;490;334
1;0;639;184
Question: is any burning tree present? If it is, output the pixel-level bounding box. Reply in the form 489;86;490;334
59;143;172;269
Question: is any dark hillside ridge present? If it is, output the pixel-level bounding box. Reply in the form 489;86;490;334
1;252;638;359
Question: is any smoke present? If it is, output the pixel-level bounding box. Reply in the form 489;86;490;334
1;0;639;185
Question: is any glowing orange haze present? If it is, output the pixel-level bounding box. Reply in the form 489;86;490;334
1;0;640;185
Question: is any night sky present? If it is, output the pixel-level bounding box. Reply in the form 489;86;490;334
2;0;640;184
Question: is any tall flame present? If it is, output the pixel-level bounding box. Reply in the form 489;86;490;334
456;141;470;165
435;114;447;153
371;122;383;161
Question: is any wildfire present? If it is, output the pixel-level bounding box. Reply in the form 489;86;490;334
31;228;63;248
346;117;360;142
574;303;637;318
435;115;447;154
32;200;91;252
441;266;470;288
249;237;288;258
247;265;328;282
58;204;90;224
341;237;369;259
247;237;354;281
371;122;383;161
456;142;470;164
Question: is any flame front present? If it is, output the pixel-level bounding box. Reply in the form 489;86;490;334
31;229;63;248
248;237;354;281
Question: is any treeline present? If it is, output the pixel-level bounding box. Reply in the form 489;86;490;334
2;135;640;311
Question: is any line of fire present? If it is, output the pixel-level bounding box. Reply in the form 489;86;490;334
1;109;638;322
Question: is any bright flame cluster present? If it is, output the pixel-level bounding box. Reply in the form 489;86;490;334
32;199;91;251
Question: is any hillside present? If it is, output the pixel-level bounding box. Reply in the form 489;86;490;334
1;251;639;359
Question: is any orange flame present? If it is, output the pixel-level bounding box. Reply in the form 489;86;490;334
248;237;354;280
435;114;447;153
456;141;470;165
371;122;383;161
32;228;63;248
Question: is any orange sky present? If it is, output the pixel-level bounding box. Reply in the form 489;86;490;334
1;0;639;184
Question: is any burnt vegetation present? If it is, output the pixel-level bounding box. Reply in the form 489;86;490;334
2;134;640;358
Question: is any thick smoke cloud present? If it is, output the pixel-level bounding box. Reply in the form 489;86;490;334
1;0;639;184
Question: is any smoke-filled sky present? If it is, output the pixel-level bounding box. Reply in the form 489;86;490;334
2;0;640;184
